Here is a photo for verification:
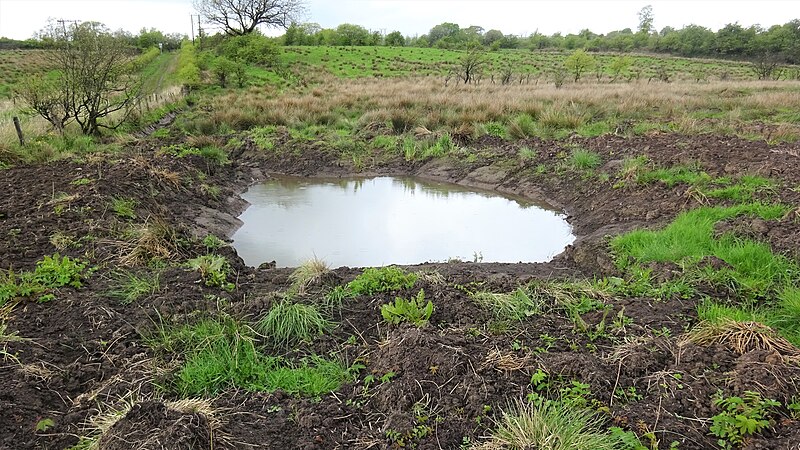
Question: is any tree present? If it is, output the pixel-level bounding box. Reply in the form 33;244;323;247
194;0;304;36
385;31;405;47
20;22;142;136
454;47;488;84
428;22;461;46
564;49;596;82
637;5;654;35
609;55;632;82
334;23;371;46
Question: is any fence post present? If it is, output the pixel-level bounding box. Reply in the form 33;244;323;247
12;117;25;146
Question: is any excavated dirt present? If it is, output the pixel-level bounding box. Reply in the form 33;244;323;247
1;131;799;449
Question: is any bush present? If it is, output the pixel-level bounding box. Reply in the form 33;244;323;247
217;33;279;67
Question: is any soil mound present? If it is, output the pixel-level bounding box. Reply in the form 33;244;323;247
98;401;214;450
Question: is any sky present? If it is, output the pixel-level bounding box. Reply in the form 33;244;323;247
0;0;798;40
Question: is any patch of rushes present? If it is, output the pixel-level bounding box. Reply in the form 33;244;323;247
146;314;354;397
612;203;800;346
471;287;546;321
199;76;800;143
107;271;160;305
255;300;331;348
568;148;602;171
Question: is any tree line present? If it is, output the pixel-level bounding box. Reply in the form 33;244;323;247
283;19;800;65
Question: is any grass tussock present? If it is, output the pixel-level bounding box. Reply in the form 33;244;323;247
683;319;800;357
288;257;330;294
475;401;623;450
256;301;331;348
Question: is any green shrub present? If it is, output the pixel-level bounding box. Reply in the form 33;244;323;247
347;266;417;296
381;290;433;326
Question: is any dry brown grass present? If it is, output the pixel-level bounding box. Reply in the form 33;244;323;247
116;220;181;266
204;77;800;141
482;348;531;373
681;319;800;357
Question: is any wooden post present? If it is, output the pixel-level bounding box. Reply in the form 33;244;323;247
12;117;25;146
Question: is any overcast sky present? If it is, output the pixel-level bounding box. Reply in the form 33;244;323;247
0;0;797;40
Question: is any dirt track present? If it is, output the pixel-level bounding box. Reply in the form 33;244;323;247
1;131;799;449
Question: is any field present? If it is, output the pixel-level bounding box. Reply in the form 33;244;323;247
1;45;800;450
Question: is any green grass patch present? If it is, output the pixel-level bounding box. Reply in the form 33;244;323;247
146;314;355;397
635;162;710;187
614;203;800;346
106;271;160;305
612;204;793;296
568;148;602;171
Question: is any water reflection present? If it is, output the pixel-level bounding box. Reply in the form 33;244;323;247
231;176;575;268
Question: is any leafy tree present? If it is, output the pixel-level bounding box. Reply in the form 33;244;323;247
193;0;304;36
334;23;372;46
384;31;405;47
564;49;596;82
428;22;462;46
482;29;503;47
609;55;632;82
217;32;278;65
19;21;142;136
715;23;757;56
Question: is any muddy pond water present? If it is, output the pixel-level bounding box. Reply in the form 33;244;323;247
231;176;575;268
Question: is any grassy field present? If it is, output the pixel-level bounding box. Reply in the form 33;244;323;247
278;46;757;81
1;42;800;450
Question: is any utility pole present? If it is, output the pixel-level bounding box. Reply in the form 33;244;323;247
190;14;195;44
56;19;79;38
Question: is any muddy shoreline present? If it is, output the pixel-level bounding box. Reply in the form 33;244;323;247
2;131;799;449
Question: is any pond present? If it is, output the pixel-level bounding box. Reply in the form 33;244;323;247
231;176;575;268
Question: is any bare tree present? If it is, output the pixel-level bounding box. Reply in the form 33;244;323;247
17;75;72;133
19;21;142;136
751;53;784;80
194;0;304;36
455;48;488;84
